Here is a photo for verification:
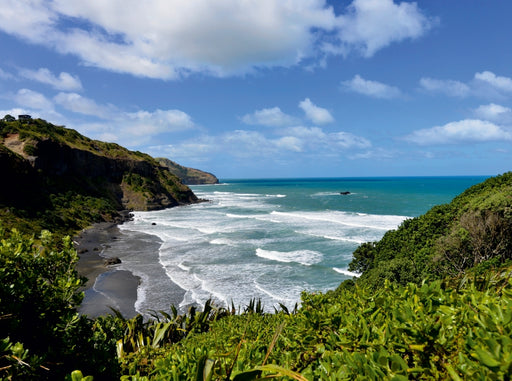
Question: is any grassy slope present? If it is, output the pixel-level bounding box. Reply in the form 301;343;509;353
0;118;196;236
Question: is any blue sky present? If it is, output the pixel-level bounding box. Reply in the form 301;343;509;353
1;0;511;179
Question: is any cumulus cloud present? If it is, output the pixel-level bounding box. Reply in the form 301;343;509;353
19;68;82;91
241;107;298;127
0;0;434;79
341;74;402;99
122;109;195;136
405;119;512;145
149;125;371;162
420;71;512;99
14;89;53;110
54;92;113;118
474;71;512;93
74;109;196;146
474;103;512;122
333;0;434;57
299;98;334;124
419;77;470;97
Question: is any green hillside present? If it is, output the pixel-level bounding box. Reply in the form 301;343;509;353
0;118;198;236
349;172;512;289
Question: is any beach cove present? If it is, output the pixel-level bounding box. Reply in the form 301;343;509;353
75;223;186;318
76;177;488;318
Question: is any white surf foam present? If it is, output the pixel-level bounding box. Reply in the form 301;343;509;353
333;267;361;277
269;210;406;230
255;248;322;266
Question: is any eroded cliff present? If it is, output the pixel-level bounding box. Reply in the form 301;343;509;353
0;118;198;234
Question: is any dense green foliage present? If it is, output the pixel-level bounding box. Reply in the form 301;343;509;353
349;172;512;289
111;268;512;380
0;229;121;380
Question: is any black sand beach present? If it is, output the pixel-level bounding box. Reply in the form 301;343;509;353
75;221;186;319
75;222;140;318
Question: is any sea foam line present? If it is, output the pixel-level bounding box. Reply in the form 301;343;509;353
255;248;322;266
333;267;361;277
270;211;406;230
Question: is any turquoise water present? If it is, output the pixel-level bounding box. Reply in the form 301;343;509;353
119;176;487;313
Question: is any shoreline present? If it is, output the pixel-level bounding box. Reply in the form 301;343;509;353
75;222;140;318
75;217;187;319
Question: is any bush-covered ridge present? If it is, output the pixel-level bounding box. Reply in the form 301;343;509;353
349;172;512;289
0;118;198;235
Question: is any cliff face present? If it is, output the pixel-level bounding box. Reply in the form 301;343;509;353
29;138;197;210
157;158;219;185
0;118;198;233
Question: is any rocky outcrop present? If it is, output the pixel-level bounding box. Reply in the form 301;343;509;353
157;157;219;185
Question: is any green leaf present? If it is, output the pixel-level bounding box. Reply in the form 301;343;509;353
473;347;501;368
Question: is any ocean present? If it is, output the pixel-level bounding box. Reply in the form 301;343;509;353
114;176;487;314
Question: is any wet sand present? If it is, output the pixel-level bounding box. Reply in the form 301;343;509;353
75;221;186;319
75;222;140;318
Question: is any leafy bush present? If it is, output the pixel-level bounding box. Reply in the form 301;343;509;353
115;267;512;380
350;172;512;289
0;229;122;380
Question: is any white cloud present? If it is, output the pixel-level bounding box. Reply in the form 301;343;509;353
148;125;371;163
333;0;434;57
14;88;53;110
419;71;512;99
299;98;334;124
474;103;512;122
74;109;195;147
123;109;195;136
405;119;512;145
474;71;512;93
54;92;112;118
241;107;297;127
348;148;395;160
19;68;82;91
341;74;402;99
281;126;370;150
0;0;434;79
330;131;371;148
148;136;218;161
419;77;470;97
283;126;327;140
274;136;304;152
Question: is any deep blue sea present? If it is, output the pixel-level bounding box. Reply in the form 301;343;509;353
118;176;487;313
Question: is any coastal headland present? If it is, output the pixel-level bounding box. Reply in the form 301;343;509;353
0;118;201;318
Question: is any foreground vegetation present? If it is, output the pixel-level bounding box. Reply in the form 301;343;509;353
2;127;512;380
2;225;511;380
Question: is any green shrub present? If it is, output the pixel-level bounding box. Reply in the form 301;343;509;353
0;229;122;380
